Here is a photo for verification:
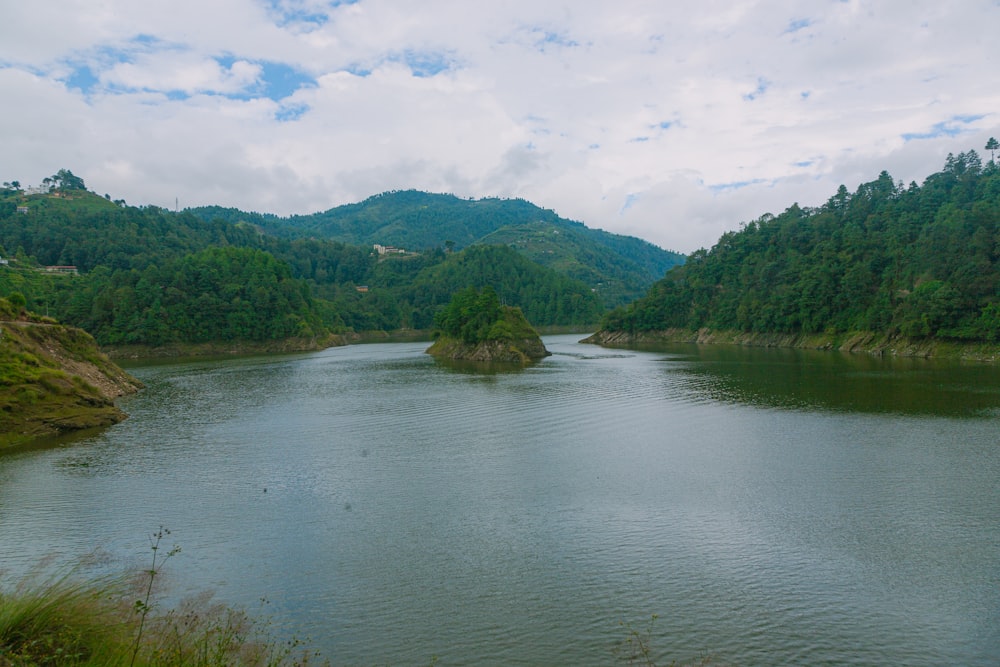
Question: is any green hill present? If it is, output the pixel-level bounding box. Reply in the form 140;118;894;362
596;149;1000;348
399;244;603;329
188;190;685;307
0;184;607;347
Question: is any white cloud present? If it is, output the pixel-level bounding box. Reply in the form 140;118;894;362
102;54;262;95
2;0;998;253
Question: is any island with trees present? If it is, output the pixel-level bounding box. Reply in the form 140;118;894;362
426;286;550;362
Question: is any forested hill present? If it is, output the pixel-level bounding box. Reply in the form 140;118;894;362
188;190;684;305
0;182;602;348
599;150;1000;344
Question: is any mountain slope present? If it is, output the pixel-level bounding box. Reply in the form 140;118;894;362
188;190;685;307
399;244;604;328
596;150;1000;347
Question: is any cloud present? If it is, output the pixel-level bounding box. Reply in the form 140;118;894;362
103;53;262;97
2;0;999;253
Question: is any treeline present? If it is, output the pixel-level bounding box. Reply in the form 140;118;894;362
602;150;1000;341
60;247;323;345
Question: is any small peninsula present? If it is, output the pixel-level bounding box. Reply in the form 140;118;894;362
0;295;142;449
426;286;550;362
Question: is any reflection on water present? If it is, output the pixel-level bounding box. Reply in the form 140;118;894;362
627;342;1000;416
1;335;998;666
430;356;534;375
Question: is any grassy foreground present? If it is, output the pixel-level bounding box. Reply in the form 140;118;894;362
0;573;323;667
0;529;324;667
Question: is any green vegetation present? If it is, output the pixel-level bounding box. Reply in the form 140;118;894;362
60;247;324;346
432;286;517;344
600;150;1000;345
0;185;609;347
0;297;141;448
399;245;603;329
189;190;685;308
427;286;549;361
0;530;321;666
479;219;677;305
15;148;1000;354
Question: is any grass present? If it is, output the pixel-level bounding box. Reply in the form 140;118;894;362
0;530;324;667
0;298;141;449
0;569;128;666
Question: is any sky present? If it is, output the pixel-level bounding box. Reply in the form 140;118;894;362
1;1;998;253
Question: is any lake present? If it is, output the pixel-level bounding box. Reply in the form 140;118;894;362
1;334;998;665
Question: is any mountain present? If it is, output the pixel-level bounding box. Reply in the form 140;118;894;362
594;150;1000;349
188;190;685;307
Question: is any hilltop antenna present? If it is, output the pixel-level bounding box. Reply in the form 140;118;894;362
175;197;179;212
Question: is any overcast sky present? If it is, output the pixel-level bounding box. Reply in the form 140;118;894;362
2;1;998;253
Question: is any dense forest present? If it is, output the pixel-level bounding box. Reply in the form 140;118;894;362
601;149;1000;342
188;190;683;306
0;178;605;347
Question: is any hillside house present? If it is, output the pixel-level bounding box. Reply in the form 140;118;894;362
42;266;78;275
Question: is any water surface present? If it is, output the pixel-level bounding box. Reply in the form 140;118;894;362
1;336;998;665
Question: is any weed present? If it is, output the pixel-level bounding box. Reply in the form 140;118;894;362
0;530;326;667
129;526;180;667
615;614;659;666
613;615;723;667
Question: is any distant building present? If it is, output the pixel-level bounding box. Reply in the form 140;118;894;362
0;258;8;266
373;244;405;255
355;285;369;293
16;206;28;214
41;266;78;275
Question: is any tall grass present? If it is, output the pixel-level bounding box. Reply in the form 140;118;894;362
0;569;132;666
0;531;323;667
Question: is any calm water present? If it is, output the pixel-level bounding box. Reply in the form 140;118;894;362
1;335;999;666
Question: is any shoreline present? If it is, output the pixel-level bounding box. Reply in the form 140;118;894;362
101;327;595;360
581;328;1000;362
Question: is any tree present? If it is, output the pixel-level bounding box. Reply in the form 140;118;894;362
7;291;26;313
987;137;999;164
51;169;86;191
434;286;504;343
